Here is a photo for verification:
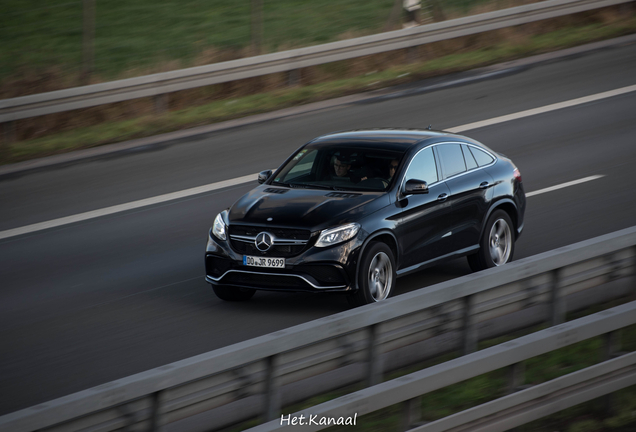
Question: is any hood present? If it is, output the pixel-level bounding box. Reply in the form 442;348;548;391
228;185;389;231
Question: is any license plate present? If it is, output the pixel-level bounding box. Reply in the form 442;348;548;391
243;256;285;268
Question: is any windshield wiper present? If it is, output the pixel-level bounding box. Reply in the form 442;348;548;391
271;181;292;187
288;183;335;190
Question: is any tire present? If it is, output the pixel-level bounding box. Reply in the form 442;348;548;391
348;242;397;307
467;209;515;272
212;285;256;301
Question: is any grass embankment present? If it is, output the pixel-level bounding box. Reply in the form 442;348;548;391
225;301;636;432
1;2;635;165
0;0;525;85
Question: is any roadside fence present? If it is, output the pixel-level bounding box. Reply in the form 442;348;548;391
0;225;634;431
1;0;633;127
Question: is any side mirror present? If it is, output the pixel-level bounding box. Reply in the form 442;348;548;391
258;170;273;184
404;179;428;195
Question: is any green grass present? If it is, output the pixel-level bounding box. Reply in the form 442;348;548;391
4;14;636;166
0;0;544;84
0;0;395;80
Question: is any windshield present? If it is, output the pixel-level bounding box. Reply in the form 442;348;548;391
272;145;405;192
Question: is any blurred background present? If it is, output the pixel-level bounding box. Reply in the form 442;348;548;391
4;0;634;164
0;0;544;96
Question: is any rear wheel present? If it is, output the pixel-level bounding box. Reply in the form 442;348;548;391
467;209;515;272
348;242;396;307
212;285;256;301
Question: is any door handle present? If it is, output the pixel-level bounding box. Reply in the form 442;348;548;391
479;181;490;189
437;193;448;202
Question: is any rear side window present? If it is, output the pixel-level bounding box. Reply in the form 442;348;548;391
462;145;478;170
469;147;495;167
437;144;466;179
405;147;438;184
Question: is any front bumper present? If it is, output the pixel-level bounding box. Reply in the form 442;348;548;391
205;233;363;293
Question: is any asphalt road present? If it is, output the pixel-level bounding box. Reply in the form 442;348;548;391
1;40;635;416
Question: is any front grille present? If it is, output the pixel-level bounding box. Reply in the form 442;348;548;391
228;225;313;257
231;242;306;257
229;225;311;241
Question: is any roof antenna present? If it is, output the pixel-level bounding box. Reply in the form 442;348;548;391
427;124;432;130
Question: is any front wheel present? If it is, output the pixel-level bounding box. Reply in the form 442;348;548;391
212;285;256;301
348;242;396;307
467;209;515;272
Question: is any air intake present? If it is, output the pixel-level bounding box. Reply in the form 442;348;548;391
264;188;288;194
326;192;361;198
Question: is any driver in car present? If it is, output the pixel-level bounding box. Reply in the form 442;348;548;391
331;153;368;183
333;155;352;179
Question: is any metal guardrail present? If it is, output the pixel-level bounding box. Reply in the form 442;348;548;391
250;301;636;432
0;0;632;123
0;226;635;432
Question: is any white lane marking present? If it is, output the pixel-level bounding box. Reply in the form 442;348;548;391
2;84;635;240
447;84;636;133
525;175;604;197
0;172;258;240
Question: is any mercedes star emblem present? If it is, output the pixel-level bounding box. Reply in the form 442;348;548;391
255;232;273;252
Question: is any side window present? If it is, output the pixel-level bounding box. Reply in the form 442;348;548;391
462;144;478;170
405;147;438;184
437;144;466;179
469;147;495;167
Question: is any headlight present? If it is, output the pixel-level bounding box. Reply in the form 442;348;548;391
212;212;227;241
315;223;360;247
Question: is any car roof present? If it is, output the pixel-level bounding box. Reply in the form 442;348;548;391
310;128;457;151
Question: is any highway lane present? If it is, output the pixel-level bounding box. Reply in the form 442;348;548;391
1;40;636;230
1;42;636;415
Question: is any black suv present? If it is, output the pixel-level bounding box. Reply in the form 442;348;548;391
205;129;525;306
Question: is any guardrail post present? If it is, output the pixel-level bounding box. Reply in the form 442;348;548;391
507;361;525;395
402;397;421;431
154;94;169;114
288;69;301;86
549;269;566;325
602;330;622;417
367;324;382;386
603;330;621;360
148;390;167;432
632;245;636;295
2;121;15;143
1;121;14;159
462;294;477;355
406;47;419;63
605;252;622;282
264;355;281;421
505;362;530;431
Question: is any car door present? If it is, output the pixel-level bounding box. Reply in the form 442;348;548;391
437;143;494;252
394;146;453;271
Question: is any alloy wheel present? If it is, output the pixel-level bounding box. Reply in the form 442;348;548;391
367;252;393;301
489;218;512;265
